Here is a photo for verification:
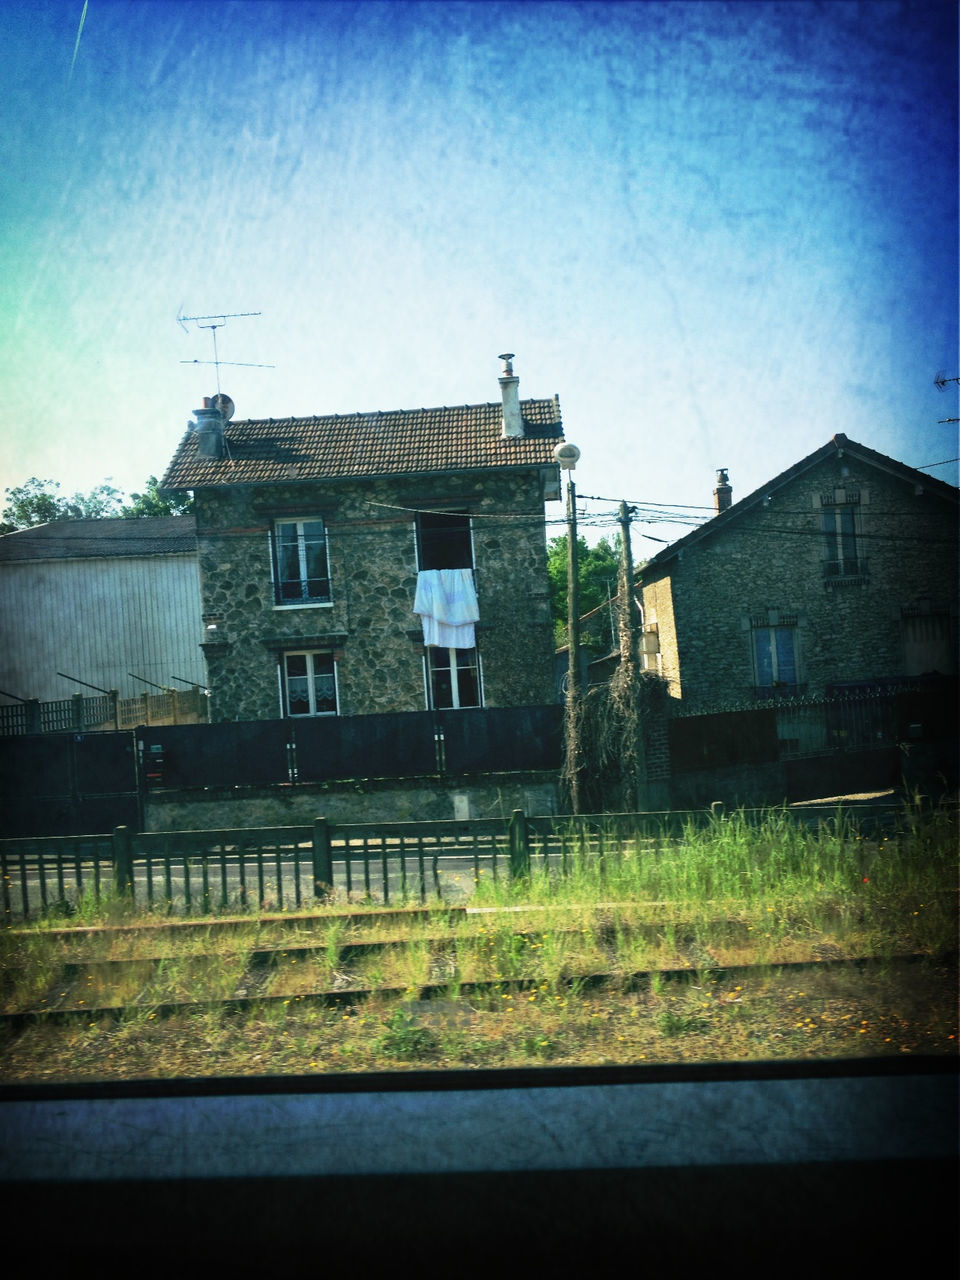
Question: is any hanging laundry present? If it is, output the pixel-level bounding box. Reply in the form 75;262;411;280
414;568;480;648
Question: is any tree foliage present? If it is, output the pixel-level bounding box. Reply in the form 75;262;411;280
0;475;192;532
546;533;621;651
120;476;193;519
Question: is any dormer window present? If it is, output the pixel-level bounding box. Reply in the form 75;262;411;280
272;519;331;605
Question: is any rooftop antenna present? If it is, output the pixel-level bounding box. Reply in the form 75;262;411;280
934;372;959;424
177;309;275;395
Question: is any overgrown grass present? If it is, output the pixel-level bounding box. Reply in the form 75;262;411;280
1;802;955;1081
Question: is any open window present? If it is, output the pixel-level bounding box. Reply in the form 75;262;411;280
416;511;473;570
272;519;331;605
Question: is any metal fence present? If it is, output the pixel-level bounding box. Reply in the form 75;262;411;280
136;705;564;790
669;684;955;770
0;688;208;737
0;804;910;922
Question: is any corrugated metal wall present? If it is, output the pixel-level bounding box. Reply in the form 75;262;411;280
0;553;204;702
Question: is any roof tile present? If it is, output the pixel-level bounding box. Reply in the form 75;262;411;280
160;398;563;490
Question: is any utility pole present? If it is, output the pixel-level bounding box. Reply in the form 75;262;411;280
555;443;582;814
617;501;640;668
617;501;647;813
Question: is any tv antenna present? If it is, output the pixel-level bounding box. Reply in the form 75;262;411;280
934;372;959;423
177;309;275;394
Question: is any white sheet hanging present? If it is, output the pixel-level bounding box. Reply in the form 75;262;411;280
414;568;479;648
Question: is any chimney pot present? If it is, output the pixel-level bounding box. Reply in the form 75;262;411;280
713;468;732;513
498;353;523;437
193;401;226;459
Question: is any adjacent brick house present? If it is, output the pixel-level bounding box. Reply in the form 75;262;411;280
160;358;564;725
638;435;959;715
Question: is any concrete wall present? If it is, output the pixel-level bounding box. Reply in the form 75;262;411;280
194;473;557;722
143;770;560;831
641;454;958;714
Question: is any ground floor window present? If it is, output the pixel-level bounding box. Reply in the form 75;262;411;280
281;651;338;716
426;647;481;709
752;622;798;694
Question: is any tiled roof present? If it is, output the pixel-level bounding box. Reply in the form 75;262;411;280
640;434;959;574
160;398;563;490
0;516;197;562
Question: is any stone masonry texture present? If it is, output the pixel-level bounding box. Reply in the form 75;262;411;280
641;452;958;714
194;473;558;722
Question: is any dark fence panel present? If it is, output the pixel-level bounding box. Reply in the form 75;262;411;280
0;732;140;837
136;722;291;789
74;733;138;796
442;705;563;773
669;709;779;774
0;734;72;799
294;711;438;782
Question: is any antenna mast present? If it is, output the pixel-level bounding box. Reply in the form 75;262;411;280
177;309;274;394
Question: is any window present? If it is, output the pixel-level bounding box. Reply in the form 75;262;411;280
417;511;473;569
821;496;862;579
272;520;331;604
281;651;338;716
902;608;957;677
752;616;799;695
426;647;482;709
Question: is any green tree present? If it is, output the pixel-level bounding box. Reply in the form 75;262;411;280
0;477;123;532
546;534;621;651
0;475;193;532
121;476;193;518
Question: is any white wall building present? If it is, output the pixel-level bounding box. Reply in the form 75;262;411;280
0;517;204;704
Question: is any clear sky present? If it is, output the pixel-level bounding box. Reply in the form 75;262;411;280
1;0;956;549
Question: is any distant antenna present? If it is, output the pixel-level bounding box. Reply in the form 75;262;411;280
934;372;959;423
177;309;274;394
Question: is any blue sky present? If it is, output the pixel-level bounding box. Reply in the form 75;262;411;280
1;0;956;548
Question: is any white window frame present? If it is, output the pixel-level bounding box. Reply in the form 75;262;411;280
270;518;333;608
280;650;339;717
423;647;483;710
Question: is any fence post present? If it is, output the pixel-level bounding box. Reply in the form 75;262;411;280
113;825;134;898
26;699;41;734
508;808;530;880
110;690;119;730
72;693;85;731
312;817;333;898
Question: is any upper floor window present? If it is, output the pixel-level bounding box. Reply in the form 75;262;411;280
820;494;862;580
281;651;338;716
417;511;473;570
751;614;799;697
426;646;482;709
272;519;331;605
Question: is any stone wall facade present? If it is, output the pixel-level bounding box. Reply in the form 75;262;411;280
144;771;559;831
194;472;558;722
641;453;958;715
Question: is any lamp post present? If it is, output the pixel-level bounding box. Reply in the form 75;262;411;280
555;442;582;814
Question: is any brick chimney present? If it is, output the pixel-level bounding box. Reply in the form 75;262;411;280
713;468;732;513
498;353;523;438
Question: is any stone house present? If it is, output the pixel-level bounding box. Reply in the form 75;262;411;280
159;358;564;726
638;435;959;715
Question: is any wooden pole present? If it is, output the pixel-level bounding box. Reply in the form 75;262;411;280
566;476;582;814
